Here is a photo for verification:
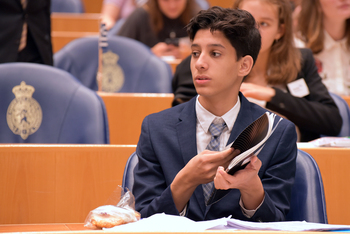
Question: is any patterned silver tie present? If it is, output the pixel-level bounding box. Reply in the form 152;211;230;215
202;118;227;203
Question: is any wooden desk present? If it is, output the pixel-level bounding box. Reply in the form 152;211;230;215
98;93;174;145
298;147;350;225
208;0;235;7
51;13;101;53
0;145;136;224
0;223;86;233
51;13;100;32
82;0;103;13
0;224;334;234
52;31;98;53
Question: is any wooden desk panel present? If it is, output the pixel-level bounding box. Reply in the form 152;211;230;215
0;145;136;224
208;0;235;7
98;93;173;145
52;32;98;53
82;0;103;13
51;13;101;32
298;147;350;225
0;223;334;234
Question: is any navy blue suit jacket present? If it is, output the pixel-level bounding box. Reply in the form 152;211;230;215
134;93;297;222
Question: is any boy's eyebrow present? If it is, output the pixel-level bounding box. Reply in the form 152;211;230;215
191;43;226;49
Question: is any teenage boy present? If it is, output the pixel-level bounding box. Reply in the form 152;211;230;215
133;6;297;222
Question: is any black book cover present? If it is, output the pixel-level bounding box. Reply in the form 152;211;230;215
206;112;280;206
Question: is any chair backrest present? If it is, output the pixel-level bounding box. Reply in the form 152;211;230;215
122;151;139;191
328;92;350;137
51;0;85;13
54;36;173;93
196;0;210;9
286;149;328;223
123;150;328;223
0;63;109;143
108;18;126;37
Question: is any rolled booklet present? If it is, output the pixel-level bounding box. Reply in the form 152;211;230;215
206;112;282;206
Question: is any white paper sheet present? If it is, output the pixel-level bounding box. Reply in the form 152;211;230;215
226;218;350;232
104;213;229;232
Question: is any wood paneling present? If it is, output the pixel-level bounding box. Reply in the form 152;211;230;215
0;145;136;224
51;13;100;53
208;0;235;7
51;31;98;53
81;0;103;13
98;93;173;145
51;13;100;32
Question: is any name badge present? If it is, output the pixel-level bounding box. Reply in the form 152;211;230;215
287;78;310;97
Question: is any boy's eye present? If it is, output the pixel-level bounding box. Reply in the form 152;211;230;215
212;52;221;57
192;51;200;57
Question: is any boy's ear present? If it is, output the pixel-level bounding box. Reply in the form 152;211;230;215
238;55;254;77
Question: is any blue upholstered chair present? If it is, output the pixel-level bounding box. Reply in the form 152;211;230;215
285;150;327;223
122;150;327;223
328;92;350;137
54;36;173;93
122;151;138;192
51;0;85;13
196;0;210;9
107;18;126;37
0;63;109;144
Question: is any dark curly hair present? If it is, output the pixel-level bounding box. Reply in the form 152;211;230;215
185;6;261;64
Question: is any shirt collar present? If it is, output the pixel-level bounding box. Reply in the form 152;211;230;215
195;95;241;133
323;30;347;51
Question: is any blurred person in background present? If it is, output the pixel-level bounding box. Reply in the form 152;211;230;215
295;0;350;96
101;0;147;30
117;0;202;59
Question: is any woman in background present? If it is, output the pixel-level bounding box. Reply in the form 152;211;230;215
234;0;342;142
117;0;201;59
101;0;148;30
295;0;350;96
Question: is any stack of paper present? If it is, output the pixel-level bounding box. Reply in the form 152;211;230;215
104;213;350;232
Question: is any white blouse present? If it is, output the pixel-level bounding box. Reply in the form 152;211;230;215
295;31;350;96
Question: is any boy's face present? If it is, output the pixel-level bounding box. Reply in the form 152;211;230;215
190;29;248;102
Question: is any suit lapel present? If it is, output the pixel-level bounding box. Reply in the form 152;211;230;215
176;97;207;215
177;98;198;165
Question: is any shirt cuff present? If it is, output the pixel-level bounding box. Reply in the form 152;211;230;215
179;204;187;216
239;196;265;218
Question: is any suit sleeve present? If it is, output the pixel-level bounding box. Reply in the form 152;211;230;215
250;119;298;222
133;115;180;218
266;48;342;138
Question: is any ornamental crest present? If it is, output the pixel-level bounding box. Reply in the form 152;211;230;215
7;81;42;140
101;51;125;92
